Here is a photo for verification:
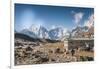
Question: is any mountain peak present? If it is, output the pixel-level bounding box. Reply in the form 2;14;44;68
18;25;69;40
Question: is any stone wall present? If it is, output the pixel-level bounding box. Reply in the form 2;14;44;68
64;39;94;51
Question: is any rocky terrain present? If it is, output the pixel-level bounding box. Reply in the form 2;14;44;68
14;33;94;65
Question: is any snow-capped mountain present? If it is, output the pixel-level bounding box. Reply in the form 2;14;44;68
30;25;49;39
71;25;94;38
71;26;88;37
49;27;69;40
38;26;49;39
18;25;70;40
21;29;37;38
49;27;63;40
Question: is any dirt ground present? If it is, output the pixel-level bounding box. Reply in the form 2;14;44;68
15;41;94;65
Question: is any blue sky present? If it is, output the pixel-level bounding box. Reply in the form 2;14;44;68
15;3;94;32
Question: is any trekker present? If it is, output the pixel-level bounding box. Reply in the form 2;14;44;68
71;49;75;56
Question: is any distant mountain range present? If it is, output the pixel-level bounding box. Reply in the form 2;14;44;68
15;25;70;40
15;33;61;43
15;24;94;40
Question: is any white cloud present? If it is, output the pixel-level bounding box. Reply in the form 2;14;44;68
84;14;94;28
51;25;56;29
73;12;84;25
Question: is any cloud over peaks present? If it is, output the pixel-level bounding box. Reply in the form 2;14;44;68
84;14;94;28
73;12;84;25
